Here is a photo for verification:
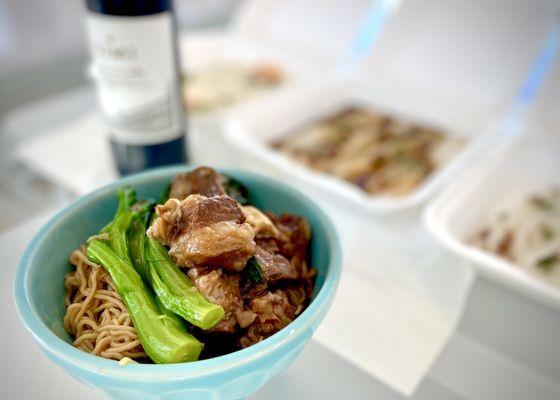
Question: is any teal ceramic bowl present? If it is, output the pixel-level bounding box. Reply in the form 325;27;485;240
14;166;341;400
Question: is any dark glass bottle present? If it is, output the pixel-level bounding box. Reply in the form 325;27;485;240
85;0;187;175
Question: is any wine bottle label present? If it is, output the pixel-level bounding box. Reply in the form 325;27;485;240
86;12;183;145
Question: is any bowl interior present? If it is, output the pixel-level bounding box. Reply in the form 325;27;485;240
19;166;336;363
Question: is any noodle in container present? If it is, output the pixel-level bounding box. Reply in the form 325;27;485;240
13;166;341;400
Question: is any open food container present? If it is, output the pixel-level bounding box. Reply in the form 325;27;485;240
225;0;559;213
424;47;560;309
181;0;376;126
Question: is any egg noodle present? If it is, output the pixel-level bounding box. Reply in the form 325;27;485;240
63;247;146;361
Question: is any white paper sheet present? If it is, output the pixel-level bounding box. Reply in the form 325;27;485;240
313;201;474;393
16;113;117;195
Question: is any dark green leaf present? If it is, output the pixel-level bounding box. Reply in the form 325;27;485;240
222;175;249;205
246;256;263;283
537;254;558;273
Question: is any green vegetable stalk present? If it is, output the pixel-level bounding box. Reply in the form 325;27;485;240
129;214;150;282
87;188;203;363
145;238;225;330
129;211;225;330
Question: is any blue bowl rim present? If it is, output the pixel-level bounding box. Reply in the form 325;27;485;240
13;165;341;380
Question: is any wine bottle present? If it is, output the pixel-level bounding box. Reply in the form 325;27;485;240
85;0;187;175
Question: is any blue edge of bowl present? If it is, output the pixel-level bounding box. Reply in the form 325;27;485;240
13;165;342;385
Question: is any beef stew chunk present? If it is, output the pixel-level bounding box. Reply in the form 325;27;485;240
242;206;280;238
239;290;296;348
188;267;256;333
267;213;311;260
254;246;298;284
148;195;255;271
169;167;226;200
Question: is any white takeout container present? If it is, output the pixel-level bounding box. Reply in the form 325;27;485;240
225;77;504;213
224;0;559;213
181;0;377;125
424;127;560;309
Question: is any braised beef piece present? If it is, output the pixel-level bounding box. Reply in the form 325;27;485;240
240;280;269;300
241;206;280;238
148;195;255;271
172;221;254;271
187;267;256;333
239;212;314;312
259;213;312;280
265;213;311;260
282;284;312;315
254;246;298;284
239;290;296;348
169;167;226;199
150;195;245;241
255;237;280;254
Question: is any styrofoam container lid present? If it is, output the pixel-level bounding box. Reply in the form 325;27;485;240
234;0;380;65
359;0;560;109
